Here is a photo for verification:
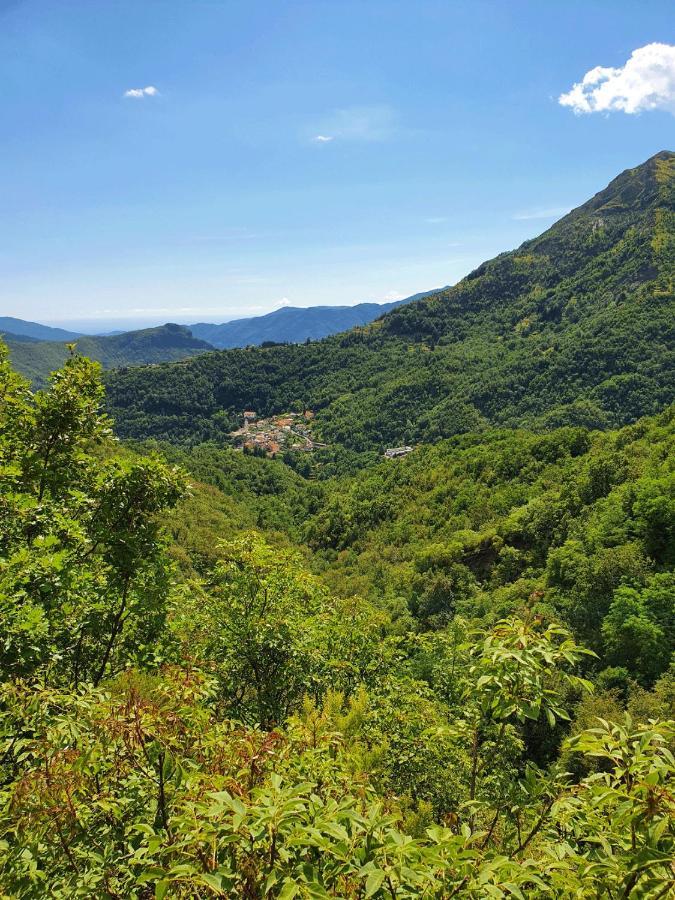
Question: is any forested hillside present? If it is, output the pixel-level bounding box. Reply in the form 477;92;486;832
105;152;674;450
1;347;673;897
141;409;674;686
7;323;213;387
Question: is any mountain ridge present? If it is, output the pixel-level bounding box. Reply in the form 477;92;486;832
96;151;675;451
0;317;82;342
6;323;214;387
188;291;442;348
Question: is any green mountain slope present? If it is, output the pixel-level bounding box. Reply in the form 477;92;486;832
164;406;674;682
7;323;214;387
104;151;674;450
307;409;675;674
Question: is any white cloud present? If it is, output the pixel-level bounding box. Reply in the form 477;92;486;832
513;205;571;221
274;297;292;307
311;105;397;142
381;290;405;302
124;85;159;99
559;43;675;114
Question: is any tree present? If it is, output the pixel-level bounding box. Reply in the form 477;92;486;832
178;533;331;726
602;578;674;685
461;616;593;831
0;345;185;685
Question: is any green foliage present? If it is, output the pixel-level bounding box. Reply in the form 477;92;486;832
1;623;672;898
0;346;185;685
602;575;675;684
301;411;674;681
177;534;331;727
151;440;320;542
469;618;593;727
559;717;675;895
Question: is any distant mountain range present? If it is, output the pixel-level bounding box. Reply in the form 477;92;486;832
5;324;213;387
1;291;436;383
0;317;82;342
189;291;442;348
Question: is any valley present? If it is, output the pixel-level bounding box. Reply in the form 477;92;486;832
3;4;674;893
1;151;673;898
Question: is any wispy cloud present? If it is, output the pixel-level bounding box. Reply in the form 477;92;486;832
124;85;159;99
310;104;397;143
559;43;675;114
513;206;571;221
91;306;223;316
188;228;258;244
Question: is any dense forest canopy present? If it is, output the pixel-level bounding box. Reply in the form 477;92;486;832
1;151;673;898
1;347;673;898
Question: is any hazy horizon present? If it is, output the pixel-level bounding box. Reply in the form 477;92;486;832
2;1;672;326
9;293;419;335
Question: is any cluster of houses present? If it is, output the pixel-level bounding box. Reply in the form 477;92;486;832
231;410;414;461
231;410;323;456
384;445;414;459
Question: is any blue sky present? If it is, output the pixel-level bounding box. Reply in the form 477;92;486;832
1;0;673;331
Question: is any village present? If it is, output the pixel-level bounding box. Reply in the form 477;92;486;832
230;409;326;456
230;409;416;461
